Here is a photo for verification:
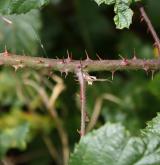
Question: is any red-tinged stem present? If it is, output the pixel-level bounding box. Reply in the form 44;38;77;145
139;6;160;56
0;53;160;72
76;68;86;137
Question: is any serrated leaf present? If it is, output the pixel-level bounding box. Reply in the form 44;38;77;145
70;123;128;165
70;113;160;165
0;0;49;15
0;123;30;158
143;113;160;136
94;0;115;5
114;8;133;29
94;0;134;29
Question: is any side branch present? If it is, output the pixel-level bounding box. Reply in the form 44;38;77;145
76;68;86;137
0;53;160;72
139;6;160;56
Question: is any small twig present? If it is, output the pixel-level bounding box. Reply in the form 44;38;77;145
139;6;160;56
43;136;60;164
24;78;69;165
76;66;86;137
86;94;122;132
49;75;65;108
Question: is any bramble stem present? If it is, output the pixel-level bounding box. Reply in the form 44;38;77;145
0;53;160;72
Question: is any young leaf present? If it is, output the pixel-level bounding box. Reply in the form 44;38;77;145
93;0;134;29
0;0;49;14
69;113;160;165
114;1;133;29
94;0;115;5
143;113;160;136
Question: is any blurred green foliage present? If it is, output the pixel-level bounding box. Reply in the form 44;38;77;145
0;10;41;55
0;123;29;158
0;0;160;164
0;0;49;14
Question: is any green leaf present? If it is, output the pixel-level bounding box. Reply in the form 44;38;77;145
0;0;49;15
0;123;30;158
93;0;134;29
0;108;53;135
69;113;160;165
114;1;133;29
0;10;41;55
94;0;115;5
143;113;160;136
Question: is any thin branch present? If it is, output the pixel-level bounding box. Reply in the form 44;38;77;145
24;79;69;165
86;94;122;132
43;136;60;164
0;53;160;72
76;67;86;137
49;75;65;108
139;6;160;56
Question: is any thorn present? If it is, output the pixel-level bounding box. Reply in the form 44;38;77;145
64;71;68;78
111;71;115;80
151;70;155;80
12;64;24;72
85;112;90;122
96;53;102;61
140;16;144;22
153;42;158;48
13;65;19;72
66;50;72;62
132;48;137;60
60;68;69;78
3;45;9;57
143;62;149;75
67;49;69;56
119;54;125;60
85;50;91;61
143;67;148;75
119;55;129;65
153;42;156;47
56;57;63;64
133;55;137;60
77;129;81;136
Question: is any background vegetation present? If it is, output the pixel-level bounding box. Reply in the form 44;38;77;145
0;0;160;164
